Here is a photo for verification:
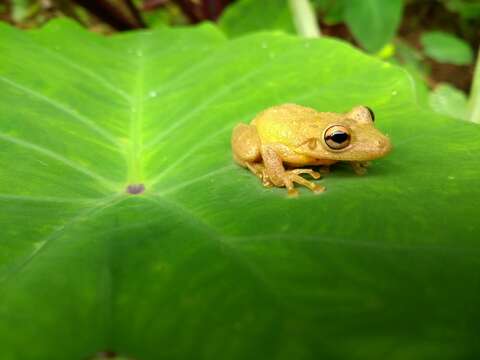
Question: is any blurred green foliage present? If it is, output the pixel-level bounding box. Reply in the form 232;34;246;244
219;0;295;36
216;0;479;121
342;0;403;52
421;31;474;65
11;0;38;22
443;0;480;19
312;0;344;24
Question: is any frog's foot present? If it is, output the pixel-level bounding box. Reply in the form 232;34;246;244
351;161;371;176
245;161;263;177
246;162;273;187
283;170;325;197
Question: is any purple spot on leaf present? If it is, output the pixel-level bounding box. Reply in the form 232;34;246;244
126;183;145;195
89;350;117;359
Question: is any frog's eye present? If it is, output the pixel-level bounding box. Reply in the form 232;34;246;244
365;106;375;122
324;125;351;150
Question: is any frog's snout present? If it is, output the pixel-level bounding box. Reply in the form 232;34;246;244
376;135;392;156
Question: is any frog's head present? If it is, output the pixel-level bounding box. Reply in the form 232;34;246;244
298;106;392;161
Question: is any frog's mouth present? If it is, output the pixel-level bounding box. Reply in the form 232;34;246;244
374;134;392;157
352;134;392;160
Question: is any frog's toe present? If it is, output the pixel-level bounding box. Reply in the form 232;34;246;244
351;161;369;176
262;178;274;187
287;188;299;197
310;171;321;179
291;168;321;179
288;173;324;195
313;184;326;193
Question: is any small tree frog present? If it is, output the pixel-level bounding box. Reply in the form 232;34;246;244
231;103;392;196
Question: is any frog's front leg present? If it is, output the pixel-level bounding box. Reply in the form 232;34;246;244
261;145;324;196
351;161;371;175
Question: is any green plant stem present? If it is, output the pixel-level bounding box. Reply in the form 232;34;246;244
288;0;321;38
469;48;480;123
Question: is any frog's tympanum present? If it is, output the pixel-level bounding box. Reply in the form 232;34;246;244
231;103;392;196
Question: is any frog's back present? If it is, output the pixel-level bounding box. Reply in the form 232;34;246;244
252;103;321;144
252;103;316;125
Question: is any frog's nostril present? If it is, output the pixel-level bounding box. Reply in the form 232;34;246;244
376;140;387;150
380;137;392;153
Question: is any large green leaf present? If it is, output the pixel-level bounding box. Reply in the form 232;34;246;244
1;19;480;360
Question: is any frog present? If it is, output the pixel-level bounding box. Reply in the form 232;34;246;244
231;103;392;196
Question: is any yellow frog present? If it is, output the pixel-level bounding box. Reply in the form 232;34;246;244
231;103;392;196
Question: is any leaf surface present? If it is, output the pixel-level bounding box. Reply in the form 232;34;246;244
1;19;480;360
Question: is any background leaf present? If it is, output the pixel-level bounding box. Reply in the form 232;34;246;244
1;19;480;360
219;0;295;37
444;0;480;19
11;0;38;22
343;0;403;52
312;0;345;25
391;39;430;106
421;31;474;65
429;83;469;120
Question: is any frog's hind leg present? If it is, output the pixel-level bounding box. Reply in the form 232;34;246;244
246;162;273;187
231;123;261;165
232;123;272;185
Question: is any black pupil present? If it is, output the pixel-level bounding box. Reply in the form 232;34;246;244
366;106;375;121
330;131;349;143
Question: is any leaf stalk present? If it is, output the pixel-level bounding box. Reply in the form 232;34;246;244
468;48;480;123
288;0;321;38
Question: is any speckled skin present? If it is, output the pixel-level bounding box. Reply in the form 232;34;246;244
231;103;392;196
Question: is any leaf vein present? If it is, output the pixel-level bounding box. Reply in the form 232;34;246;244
0;132;119;192
148;122;233;186
0;195;125;286
0;77;123;150
34;44;132;103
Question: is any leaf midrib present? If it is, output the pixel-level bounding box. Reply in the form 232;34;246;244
127;40;145;186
